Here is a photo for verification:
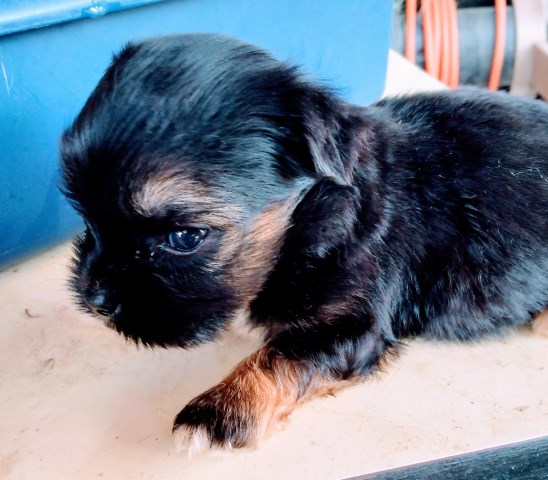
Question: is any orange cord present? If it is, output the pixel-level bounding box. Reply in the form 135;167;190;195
431;0;443;79
488;0;507;90
439;0;451;85
405;0;417;63
422;0;440;78
447;0;460;88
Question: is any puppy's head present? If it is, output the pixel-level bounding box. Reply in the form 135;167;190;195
60;34;366;347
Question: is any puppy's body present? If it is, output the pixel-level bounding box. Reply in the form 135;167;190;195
61;34;548;452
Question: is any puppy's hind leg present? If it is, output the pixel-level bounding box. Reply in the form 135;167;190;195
172;316;395;454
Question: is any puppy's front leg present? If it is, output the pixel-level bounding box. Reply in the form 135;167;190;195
173;318;393;454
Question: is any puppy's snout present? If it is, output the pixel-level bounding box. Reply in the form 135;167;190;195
85;288;120;319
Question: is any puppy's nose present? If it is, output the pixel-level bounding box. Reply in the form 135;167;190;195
85;290;119;318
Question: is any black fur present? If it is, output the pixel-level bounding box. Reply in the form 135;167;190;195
61;33;548;448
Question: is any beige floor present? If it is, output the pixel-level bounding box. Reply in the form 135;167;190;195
1;53;547;480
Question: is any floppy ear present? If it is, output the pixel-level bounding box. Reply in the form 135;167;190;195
290;177;362;258
300;87;374;187
280;88;384;259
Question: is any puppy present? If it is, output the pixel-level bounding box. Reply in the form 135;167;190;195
60;33;548;453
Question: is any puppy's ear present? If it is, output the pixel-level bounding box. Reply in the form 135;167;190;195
300;87;373;187
292;177;361;258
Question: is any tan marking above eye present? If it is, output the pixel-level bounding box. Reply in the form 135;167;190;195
131;171;243;227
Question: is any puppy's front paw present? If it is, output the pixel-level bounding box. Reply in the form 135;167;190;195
171;347;354;455
172;385;261;455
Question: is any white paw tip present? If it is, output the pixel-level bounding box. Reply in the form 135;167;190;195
172;425;236;458
172;425;211;457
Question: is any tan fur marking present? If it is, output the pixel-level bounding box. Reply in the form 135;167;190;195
216;348;358;444
228;197;299;300
224;307;267;342
209;227;244;269
317;297;364;320
132;172;242;227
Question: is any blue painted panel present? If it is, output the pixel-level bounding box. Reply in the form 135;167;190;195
0;1;167;36
0;0;393;270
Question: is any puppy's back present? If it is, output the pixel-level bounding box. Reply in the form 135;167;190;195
369;89;547;339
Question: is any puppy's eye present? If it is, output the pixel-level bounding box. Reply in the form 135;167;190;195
166;228;208;254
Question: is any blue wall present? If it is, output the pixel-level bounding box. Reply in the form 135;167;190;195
0;0;393;270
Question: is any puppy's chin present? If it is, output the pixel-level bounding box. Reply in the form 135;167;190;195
71;254;239;349
83;298;233;348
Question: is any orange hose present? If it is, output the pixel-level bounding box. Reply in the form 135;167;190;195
422;0;439;77
405;0;417;63
447;0;460;88
417;0;461;88
439;0;451;85
431;0;442;79
488;0;507;91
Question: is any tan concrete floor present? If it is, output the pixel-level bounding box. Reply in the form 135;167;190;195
1;53;547;480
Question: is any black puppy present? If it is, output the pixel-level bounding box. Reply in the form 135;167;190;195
60;34;548;453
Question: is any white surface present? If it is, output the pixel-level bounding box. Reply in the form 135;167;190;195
383;50;445;96
1;53;547;480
